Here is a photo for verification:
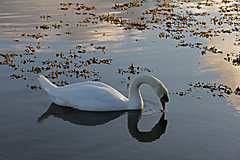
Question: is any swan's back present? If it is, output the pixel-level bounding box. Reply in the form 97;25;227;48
47;81;129;111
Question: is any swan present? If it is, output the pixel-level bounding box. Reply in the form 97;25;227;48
37;74;169;111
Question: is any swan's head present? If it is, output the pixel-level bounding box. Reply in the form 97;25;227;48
160;92;169;110
154;84;169;110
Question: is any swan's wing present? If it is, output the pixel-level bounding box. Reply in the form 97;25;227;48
48;82;128;111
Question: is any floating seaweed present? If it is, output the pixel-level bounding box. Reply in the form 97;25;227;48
173;82;240;98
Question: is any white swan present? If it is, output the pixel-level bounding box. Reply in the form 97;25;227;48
37;74;169;111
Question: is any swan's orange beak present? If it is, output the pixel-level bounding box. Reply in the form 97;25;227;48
161;98;166;110
160;93;169;110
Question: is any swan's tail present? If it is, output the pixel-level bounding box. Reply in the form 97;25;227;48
37;75;58;92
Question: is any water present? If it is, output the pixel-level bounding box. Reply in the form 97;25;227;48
1;0;240;159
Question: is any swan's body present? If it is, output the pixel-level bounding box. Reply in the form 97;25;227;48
38;74;169;111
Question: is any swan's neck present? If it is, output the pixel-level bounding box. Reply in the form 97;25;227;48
127;75;164;110
127;78;144;110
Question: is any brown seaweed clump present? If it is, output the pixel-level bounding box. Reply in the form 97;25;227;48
173;82;240;98
0;41;111;90
117;63;153;88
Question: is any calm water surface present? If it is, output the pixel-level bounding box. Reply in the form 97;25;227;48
1;0;240;159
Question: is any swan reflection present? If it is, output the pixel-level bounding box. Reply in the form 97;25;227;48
128;111;167;142
37;103;168;142
37;103;124;126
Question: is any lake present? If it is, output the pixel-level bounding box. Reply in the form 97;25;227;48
1;0;240;159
